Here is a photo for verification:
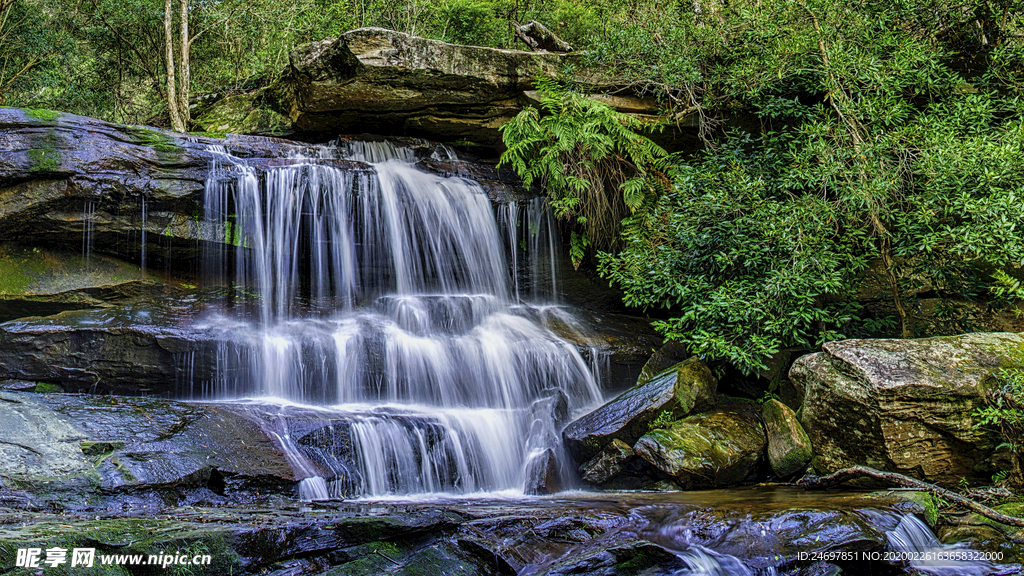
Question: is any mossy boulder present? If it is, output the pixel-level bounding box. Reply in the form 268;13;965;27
193;92;293;137
632;404;766;488
791;332;1024;484
761;399;812;478
636;341;689;385
562;357;717;462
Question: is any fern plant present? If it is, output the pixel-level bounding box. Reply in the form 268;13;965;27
992;269;1024;316
499;80;669;267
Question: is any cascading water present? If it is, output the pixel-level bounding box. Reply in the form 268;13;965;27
191;139;603;498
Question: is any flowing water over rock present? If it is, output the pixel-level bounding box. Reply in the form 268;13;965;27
188;139;602;497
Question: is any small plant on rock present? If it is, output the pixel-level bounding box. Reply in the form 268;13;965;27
974;368;1024;488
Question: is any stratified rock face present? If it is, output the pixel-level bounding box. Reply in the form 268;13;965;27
0;392;295;508
0;107;374;271
0;305;214;396
761;399;812;478
562;357;716;462
199;28;669;147
275;28;580;144
633;404;766;488
0;245;176;322
791;333;1024;484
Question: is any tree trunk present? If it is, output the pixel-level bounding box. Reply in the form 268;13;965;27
164;0;185;132
177;0;190;127
880;236;914;338
799;465;1024;528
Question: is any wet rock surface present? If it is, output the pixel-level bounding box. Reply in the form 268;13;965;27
0;107;376;274
562;357;716;463
0;392;296;509
578;439;634;485
0;488;1009;575
0;303;214;395
791;332;1024;484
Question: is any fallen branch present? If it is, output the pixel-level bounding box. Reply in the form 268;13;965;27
513;21;572;53
798;465;1024;527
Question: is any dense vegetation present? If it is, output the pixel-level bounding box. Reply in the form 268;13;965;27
3;0;1023;375
500;0;1024;374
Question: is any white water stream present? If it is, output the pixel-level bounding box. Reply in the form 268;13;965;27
191;140;602;498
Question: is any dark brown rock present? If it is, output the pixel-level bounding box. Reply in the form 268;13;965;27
578;438;634;484
524;448;561;495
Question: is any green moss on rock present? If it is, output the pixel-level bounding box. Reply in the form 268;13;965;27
761;399;813;477
126;126;182;154
27;146;60;173
33;382;64;394
25;108;62;121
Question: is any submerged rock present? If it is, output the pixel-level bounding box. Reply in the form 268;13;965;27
633;404;766;488
761;399;812;478
791;332;1022;484
562;357;717;462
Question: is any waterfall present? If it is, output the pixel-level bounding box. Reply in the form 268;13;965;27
192;140;603;498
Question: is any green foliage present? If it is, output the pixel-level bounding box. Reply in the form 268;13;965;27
993;269;1024;316
649;410;676;430
974;368;1024;487
434;0;503;46
499;81;668;266
587;0;1024;373
598;137;869;373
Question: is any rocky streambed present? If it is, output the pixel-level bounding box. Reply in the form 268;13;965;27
3;484;1020;576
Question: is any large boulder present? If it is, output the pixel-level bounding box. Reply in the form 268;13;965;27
791;332;1024;484
578;438;634;485
632;404;766;488
562;357;716;462
199;28;680;148
0;391;296;508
